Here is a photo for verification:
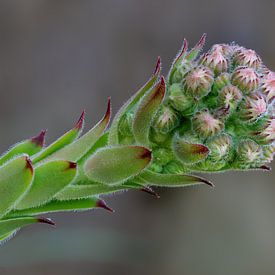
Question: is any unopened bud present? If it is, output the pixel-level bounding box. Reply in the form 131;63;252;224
254;116;275;144
153;148;173;166
168;83;194;112
213;72;231;91
235;139;262;168
206;133;232;162
212;44;234;57
261;71;275;103
231;67;259;94
153;106;179;134
201;47;228;75
185;66;214;98
239;92;267;122
262;144;275;163
233;47;262;69
218;85;242;109
192;109;224;137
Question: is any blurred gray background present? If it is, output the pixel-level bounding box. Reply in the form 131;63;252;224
0;0;274;274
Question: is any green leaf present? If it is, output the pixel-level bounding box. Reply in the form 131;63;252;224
31;111;85;164
0;230;17;245
84;146;152;185
167;38;188;84
172;135;210;164
0;130;46;166
137;170;214;187
46;99;111;162
108;57;161;145
8;198;101;217
132;77;166;146
0;155;34;218
16;160;77;210
54;184;127;200
0;217;54;237
186;33;206;61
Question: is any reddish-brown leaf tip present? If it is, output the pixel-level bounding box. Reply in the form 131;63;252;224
102;97;111;125
196;33;207;48
24;156;34;174
153;56;161;75
259;165;271;171
156;76;166;99
31;130;47;147
200;177;215;188
96;199;114;213
74;110;86;130
37;217;56;226
67;161;77;170
175;38;188;62
137;147;152;161
140;186;160;199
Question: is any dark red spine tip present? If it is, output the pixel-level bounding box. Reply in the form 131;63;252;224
153;56;161;75
196;33;207;48
139;148;152;161
37;217;55;226
201;178;215;187
175;38;188;62
31;130;47;147
25;156;34;174
140;186;160;199
68;161;77;169
74;110;86;130
96;199;114;213
103;97;111;122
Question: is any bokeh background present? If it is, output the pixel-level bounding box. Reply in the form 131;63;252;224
0;0;274;274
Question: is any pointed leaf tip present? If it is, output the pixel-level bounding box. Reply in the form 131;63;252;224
31;130;47;147
74;110;86;130
196;33;207;48
25;156;34;174
137;147;152;161
140;186;160;198
175;38;188;62
68;161;77;169
259;165;271;171
37;217;56;226
96;199;114;212
104;97;111;124
153;56;161;75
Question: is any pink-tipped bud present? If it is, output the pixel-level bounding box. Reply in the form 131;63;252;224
255;117;275;144
185;66;214;98
192;109;224;137
153;106;179;134
201;47;228;75
261;71;275;103
206;133;232;162
236;139;262;167
231;67;259;93
233;47;262;69
212;44;234;57
219;85;242;109
240;92;267;122
262;144;275;163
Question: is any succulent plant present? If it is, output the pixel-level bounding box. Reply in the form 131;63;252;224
0;35;274;244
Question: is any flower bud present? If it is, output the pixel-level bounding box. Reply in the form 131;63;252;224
254;116;275;144
213;72;231;91
201;47;228;75
233;47;262;69
185;66;214;98
235;139;262;168
153;148;173;166
212;44;234;58
261;71;275;103
192;109;224;137
231;67;259;94
168;83;194;112
218;84;242;109
206;133;232;162
153;106;179;134
239;92;267;122
262;144;275;163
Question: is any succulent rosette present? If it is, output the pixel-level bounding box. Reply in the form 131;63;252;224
0;35;274;244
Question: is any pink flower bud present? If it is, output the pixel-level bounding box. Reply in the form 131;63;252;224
201;47;228;75
256;117;275;144
233;47;262;69
192;109;224;137
236;139;262;167
240;92;267;122
213;72;231;91
261;71;275;103
212;44;234;57
219;84;242;109
206;133;232;162
231;66;260;93
185;66;214;98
